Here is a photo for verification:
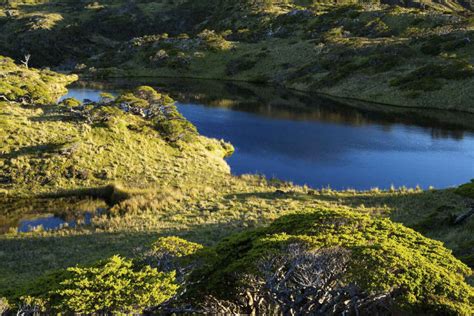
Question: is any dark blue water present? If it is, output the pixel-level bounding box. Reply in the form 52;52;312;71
63;82;474;190
178;103;474;189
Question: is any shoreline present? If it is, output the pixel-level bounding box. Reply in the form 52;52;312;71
76;72;474;115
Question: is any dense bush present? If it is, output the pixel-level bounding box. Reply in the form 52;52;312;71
198;29;234;51
152;236;204;258
55;255;178;314
138;236;204;273
191;208;473;315
59;97;81;108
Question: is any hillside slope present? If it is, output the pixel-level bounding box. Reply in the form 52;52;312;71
1;0;473;110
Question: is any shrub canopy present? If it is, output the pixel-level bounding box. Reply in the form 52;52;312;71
55;255;178;314
193;208;474;315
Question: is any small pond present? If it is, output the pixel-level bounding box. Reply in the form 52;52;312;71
0;197;107;233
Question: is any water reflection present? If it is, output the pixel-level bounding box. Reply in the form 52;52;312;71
0;197;107;233
65;79;474;190
70;78;474;140
18;211;99;233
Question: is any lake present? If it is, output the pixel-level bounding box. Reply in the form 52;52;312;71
63;78;474;190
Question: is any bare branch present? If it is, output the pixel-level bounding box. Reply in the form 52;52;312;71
20;54;31;69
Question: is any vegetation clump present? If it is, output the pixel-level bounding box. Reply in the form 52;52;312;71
0;55;76;104
191;208;473;315
55;255;178;314
137;236;204;275
390;60;474;92
455;180;474;199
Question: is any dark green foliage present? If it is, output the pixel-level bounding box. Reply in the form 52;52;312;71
455;180;474;199
226;58;257;76
420;35;469;56
390;60;474;92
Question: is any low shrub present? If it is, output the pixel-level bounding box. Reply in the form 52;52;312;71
55;255;178;314
59;97;81;108
191;208;473;315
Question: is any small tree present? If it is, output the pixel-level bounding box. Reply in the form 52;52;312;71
257;244;388;315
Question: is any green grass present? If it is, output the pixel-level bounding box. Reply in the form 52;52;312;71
1;178;473;298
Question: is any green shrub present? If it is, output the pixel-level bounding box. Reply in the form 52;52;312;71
99;92;115;103
192;208;473;315
152;236;204;257
137;236;205;283
59;97;81;108
197;29;234;51
116;86;162;108
55;255;178;314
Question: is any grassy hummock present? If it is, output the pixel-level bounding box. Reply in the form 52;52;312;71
0;56;76;104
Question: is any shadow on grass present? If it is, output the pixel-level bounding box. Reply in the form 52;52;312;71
0;143;67;159
29;114;79;123
0;218;252;298
224;190;315;202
